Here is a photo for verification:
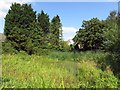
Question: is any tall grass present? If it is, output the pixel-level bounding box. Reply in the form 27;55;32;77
2;53;78;88
47;50;108;62
2;51;119;88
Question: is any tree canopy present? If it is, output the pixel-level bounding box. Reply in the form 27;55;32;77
73;18;107;51
4;3;64;54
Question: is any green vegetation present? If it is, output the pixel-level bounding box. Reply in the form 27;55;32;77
73;18;106;50
4;3;63;54
2;51;119;88
2;2;120;88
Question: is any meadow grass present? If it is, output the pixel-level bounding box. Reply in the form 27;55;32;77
1;51;119;88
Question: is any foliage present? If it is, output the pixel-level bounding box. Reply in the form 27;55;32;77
38;10;50;34
78;61;118;88
4;3;36;54
37;10;50;48
2;41;18;54
102;11;120;78
58;40;70;51
2;53;78;88
4;3;65;54
3;3;120;88
50;15;62;49
2;51;119;88
104;53;120;79
103;11;119;52
73;18;107;51
72;11;120;80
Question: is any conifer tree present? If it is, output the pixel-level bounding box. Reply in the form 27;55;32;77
4;3;36;54
50;15;62;49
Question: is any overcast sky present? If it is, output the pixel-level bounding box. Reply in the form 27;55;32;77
0;0;118;41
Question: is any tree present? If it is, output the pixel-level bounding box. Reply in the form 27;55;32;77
38;10;50;34
103;11;118;52
4;3;21;37
73;18;107;51
33;22;44;48
102;10;120;77
4;3;36;54
37;10;50;48
50;15;62;49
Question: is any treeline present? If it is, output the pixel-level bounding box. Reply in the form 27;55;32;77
3;3;69;55
73;11;119;52
3;3;120;56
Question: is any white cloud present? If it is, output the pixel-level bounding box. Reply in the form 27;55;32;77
62;27;78;41
62;27;78;34
0;11;6;19
64;36;74;41
0;1;10;19
0;0;35;19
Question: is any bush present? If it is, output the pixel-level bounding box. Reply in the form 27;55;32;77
105;53;120;79
33;47;52;56
2;42;18;54
59;41;70;52
77;61;119;88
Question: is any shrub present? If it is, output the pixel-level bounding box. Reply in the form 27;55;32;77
2;42;18;54
33;47;52;56
77;61;119;88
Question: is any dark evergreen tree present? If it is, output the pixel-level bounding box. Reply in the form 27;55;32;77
37;10;50;48
38;10;50;34
33;22;43;48
4;3;36;54
4;3;21;37
50;15;62;49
